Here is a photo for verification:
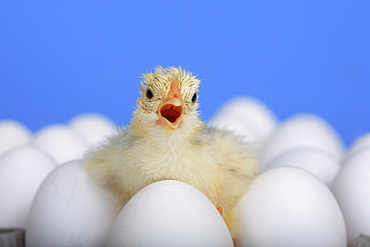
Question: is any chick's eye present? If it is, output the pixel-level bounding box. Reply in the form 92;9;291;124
191;93;197;103
146;89;153;99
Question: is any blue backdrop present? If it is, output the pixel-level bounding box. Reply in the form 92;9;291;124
1;1;369;147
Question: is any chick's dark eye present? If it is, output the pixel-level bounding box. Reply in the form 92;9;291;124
146;89;153;99
191;93;197;103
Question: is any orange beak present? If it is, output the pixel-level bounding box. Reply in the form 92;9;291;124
157;80;184;129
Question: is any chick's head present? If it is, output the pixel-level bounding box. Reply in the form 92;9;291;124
134;66;201;132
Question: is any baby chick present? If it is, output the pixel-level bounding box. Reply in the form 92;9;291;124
83;66;258;237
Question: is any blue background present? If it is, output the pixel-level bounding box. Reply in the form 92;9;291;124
1;1;369;147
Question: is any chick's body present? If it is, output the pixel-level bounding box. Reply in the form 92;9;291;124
84;67;258;237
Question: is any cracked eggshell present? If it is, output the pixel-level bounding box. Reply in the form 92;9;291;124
0;120;32;157
69;113;116;148
0;145;57;229
26;160;122;247
33;125;89;165
331;147;370;246
235;167;346;247
106;180;233;247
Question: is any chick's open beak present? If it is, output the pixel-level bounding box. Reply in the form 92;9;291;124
157;80;184;129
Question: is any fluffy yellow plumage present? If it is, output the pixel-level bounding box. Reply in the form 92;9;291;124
83;66;258;237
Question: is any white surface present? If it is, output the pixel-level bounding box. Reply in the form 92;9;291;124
235;167;347;247
26;160;122;247
106;180;233;247
32;125;89;165
0;145;56;229
265;148;341;186
345;132;370;160
209;96;277;144
260;114;344;168
69;113;116;147
0;120;32;157
331;147;370;246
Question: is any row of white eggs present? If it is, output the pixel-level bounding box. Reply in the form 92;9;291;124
0;114;116;229
0;97;369;246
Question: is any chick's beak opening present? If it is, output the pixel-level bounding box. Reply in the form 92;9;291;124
158;98;184;129
160;104;183;124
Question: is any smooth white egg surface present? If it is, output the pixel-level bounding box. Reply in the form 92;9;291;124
331;147;370;246
0;120;32;157
26;160;122;247
209;117;259;143
32;125;89;165
235;167;346;247
264;148;341;186
69;113;116;147
260;114;344;168
106;180;233;247
344;132;370;160
209;97;277;143
0;145;57;229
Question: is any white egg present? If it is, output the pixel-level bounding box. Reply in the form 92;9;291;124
69;113;116;148
209;117;260;143
345;132;370;160
331;147;370;246
33;125;89;165
209;97;277;143
235;167;347;247
106;180;233;247
265;148;341;186
26;160;121;247
0;120;32;157
260;114;344;168
0;145;56;229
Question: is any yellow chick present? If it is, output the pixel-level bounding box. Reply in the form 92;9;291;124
83;66;258;237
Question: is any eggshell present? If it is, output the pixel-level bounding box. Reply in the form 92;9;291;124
265;148;341;186
210;117;259;143
209;97;277;143
69;113;115;147
345;132;370;160
235;167;347;247
260;114;344;168
26;160;121;247
331;147;370;246
32;125;89;165
106;180;233;247
0;145;57;229
0;120;32;157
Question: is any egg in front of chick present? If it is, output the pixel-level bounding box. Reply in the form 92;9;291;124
26;160;122;247
235;167;347;247
106;180;233;247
